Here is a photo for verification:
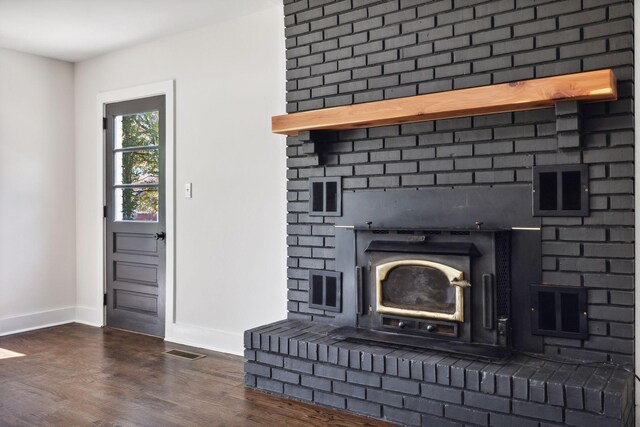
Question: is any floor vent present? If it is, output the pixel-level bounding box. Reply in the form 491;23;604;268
163;349;206;361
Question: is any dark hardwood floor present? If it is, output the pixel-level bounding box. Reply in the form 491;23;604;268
0;324;395;426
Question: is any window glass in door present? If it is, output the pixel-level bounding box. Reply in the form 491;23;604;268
113;111;160;222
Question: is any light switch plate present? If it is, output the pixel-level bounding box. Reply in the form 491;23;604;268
185;183;192;198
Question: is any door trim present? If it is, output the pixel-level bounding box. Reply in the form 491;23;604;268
96;80;175;333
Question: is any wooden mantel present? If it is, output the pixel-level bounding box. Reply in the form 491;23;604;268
272;69;617;136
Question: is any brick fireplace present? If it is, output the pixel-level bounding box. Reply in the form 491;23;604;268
245;0;635;425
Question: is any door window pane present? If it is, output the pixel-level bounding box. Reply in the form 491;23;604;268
114;150;159;186
114;111;159;149
112;109;160;222
114;187;159;222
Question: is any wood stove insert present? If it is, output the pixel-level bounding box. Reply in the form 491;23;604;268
331;186;543;359
335;228;512;359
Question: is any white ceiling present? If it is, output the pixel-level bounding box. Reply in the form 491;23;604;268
0;0;281;62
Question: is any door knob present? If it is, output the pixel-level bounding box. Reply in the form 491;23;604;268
154;232;166;241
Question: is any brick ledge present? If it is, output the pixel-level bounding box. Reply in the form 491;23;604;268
244;319;633;426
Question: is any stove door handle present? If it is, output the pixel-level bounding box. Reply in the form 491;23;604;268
450;279;471;288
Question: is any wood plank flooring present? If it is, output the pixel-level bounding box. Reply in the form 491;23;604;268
0;324;394;426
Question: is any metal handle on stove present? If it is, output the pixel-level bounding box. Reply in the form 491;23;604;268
450;279;471;288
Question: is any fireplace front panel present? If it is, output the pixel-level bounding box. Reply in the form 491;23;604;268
331;186;543;356
352;229;512;354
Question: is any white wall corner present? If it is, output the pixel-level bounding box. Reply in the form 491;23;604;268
74;305;103;327
0;48;76;339
165;323;243;356
0;307;76;336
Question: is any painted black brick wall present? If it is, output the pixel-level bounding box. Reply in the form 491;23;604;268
282;0;634;364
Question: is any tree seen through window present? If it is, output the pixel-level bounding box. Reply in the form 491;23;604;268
119;111;159;221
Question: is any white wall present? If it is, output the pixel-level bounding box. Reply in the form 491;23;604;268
0;47;76;334
74;4;287;354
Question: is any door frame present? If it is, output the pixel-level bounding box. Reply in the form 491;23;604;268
96;80;176;334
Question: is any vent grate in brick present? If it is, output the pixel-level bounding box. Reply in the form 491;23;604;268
530;285;588;339
309;270;342;312
532;165;589;216
309;177;342;216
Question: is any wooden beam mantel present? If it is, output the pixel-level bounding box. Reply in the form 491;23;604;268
272;69;617;136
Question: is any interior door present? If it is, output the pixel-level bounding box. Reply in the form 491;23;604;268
105;95;165;337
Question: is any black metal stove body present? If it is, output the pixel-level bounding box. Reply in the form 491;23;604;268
332;186;543;358
353;228;510;358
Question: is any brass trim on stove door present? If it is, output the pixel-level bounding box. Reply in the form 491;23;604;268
376;260;467;323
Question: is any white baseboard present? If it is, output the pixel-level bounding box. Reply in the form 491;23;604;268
0;307;76;336
0;307;244;357
75;305;103;327
165;323;244;356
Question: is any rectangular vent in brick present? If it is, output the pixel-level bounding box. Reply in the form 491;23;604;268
309;177;342;216
530;284;588;339
533;164;589;216
309;270;342;312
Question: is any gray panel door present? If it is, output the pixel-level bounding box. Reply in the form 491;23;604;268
105;95;165;337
